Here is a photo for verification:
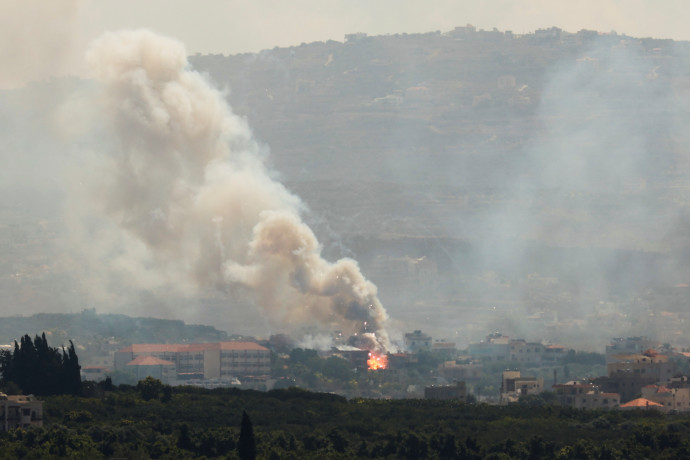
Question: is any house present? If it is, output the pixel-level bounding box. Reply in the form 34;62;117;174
553;381;620;409
468;333;510;362
438;361;483;381
620;398;664;410
595;350;677;403
640;384;690;412
404;330;432;353
500;370;543;404
1;394;43;431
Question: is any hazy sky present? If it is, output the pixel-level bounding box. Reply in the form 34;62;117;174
90;0;689;54
1;0;687;88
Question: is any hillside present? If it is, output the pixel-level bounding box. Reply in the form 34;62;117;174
2;27;690;348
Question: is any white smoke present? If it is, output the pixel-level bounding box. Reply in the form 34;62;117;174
78;30;391;351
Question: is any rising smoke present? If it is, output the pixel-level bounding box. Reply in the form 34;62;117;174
77;30;391;351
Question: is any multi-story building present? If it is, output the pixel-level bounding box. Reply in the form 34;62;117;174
1;394;43;431
552;381;620;410
114;341;270;382
468;333;510;362
606;337;659;364
126;356;177;383
468;334;567;364
594;350;677;403
641;384;690;412
500;370;543;404
404;330;432;353
438;361;483;381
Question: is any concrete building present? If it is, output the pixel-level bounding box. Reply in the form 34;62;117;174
1;394;43;431
424;381;467;401
468;333;510;362
431;341;457;359
553;381;620;410
641;384;690;412
114;341;270;382
606;337;659;364
500;370;543;404
469;334;567;364
404;330;432;353
126;356;177;383
438;361;483;381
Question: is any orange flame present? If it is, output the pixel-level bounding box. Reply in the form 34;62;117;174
367;351;388;370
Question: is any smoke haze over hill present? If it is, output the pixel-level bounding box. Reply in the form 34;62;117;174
2;8;690;351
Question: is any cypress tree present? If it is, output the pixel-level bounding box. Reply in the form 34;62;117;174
238;410;257;460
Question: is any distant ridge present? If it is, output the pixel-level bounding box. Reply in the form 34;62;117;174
0;310;230;345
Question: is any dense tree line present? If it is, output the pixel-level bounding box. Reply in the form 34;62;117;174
0;333;81;396
1;382;689;458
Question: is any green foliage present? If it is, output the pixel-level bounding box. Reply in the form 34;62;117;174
3;385;690;458
137;377;164;401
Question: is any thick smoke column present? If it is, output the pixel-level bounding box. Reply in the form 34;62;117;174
84;30;391;351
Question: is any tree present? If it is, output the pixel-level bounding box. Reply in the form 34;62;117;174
0;333;81;396
238;410;257;460
137;376;164;401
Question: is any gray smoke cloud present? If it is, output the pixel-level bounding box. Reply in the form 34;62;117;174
75;30;391;351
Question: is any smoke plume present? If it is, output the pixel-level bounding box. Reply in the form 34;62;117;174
80;30;391;351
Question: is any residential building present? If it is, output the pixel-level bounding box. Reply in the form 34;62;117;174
468;333;510;362
641;384;690;412
404;330;432;353
431;341;457;359
500;370;543;404
468;334;567;364
553;381;620;409
1;394;43;431
620;398;664;410
438;361;483;381
606;337;659;364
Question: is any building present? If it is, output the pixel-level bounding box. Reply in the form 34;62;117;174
594;350;677;403
114;341;271;382
553;381;620;410
1;394;43;431
500;370;543;404
640;384;690;412
468;333;510;362
606;337;659;364
81;366;110;382
424;381;467;401
404;330;432;353
468;334;567;364
431;341;457;359
126;356;177;383
620;398;664;411
438;361;483;381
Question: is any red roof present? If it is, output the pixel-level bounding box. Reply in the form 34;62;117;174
620;398;663;408
127;355;175;366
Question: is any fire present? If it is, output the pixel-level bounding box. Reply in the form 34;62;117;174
367;351;388;370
